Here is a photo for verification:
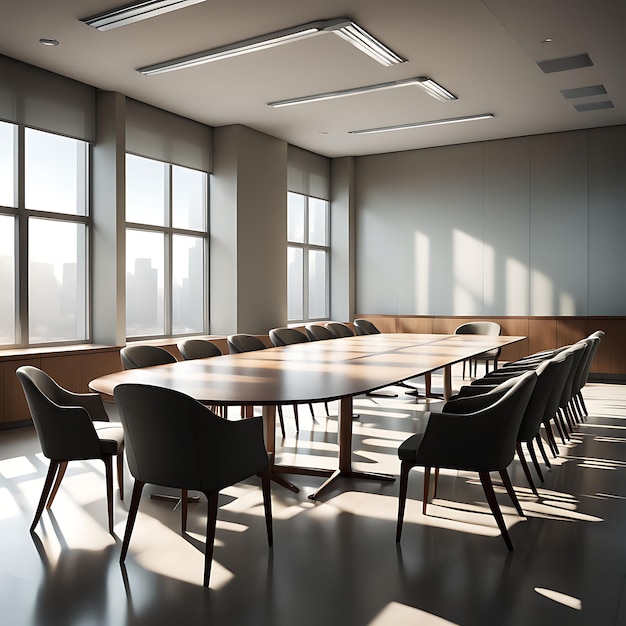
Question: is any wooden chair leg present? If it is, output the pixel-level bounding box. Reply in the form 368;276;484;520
432;467;440;499
396;460;413;542
499;467;524;516
260;467;273;546
203;491;219;587
422;466;431;515
526;440;544;482
535;435;552;469
516;442;539;496
32;461;60;531
46;460;68;509
292;404;300;432
103;455;114;534
120;480;144;563
479;472;513;551
543;422;559;457
117;446;125;501
276;406;286;438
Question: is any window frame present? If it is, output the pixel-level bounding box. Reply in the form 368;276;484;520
124;153;209;341
287;191;330;324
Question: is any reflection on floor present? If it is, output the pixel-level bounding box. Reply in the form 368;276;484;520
1;370;625;626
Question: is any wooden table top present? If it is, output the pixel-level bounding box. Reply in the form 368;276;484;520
89;333;525;405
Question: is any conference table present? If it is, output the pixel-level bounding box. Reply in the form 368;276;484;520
90;333;524;500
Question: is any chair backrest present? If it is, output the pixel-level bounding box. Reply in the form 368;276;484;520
120;345;177;369
227;334;266;354
16;366;102;460
578;331;604;388
353;319;381;335
454;321;501;336
305;324;336;341
177;339;223;361
558;341;588;408
269;327;309;347
114;384;268;491
425;370;536;472
326;322;354;338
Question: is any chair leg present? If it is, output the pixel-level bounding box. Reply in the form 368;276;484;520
543;422;560;457
103;455;114;534
536;434;552;469
120;480;145;563
526;440;544;482
324;402;330;417
422;466;431;515
260;467;273;547
499;467;525;517
478;472;514;551
32;461;61;531
181;489;188;533
203;491;219;587
396;460;413;542
117;446;125;501
46;460;68;509
276;406;286;438
292;404;300;432
432;467;440;499
516;442;539;496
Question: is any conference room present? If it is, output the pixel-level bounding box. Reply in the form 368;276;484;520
1;1;625;625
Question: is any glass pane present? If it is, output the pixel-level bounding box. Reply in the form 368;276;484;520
287;246;303;321
126;154;167;226
25;128;87;215
309;197;328;246
172;165;206;231
172;234;205;334
308;249;327;319
287;192;305;243
29;219;87;343
0;215;15;344
0;121;16;208
126;229;165;337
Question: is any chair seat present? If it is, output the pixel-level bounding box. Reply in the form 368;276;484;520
94;421;125;455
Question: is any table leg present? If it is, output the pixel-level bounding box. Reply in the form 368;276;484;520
443;365;452;399
262;405;299;493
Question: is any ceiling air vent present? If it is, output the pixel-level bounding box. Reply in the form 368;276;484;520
573;101;614;112
561;84;606;99
537;53;593;73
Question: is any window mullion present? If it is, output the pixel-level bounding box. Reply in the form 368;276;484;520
17;126;27;346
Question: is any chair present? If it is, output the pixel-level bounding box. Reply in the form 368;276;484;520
120;345;177;369
15;366;125;535
326;322;354;338
305;324;336;341
177;338;222;361
455;321;502;378
396;370;536;550
114;383;272;587
227;334;290;437
353;319;381;335
269;327;329;419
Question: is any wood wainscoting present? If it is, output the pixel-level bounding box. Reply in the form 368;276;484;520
354;315;626;379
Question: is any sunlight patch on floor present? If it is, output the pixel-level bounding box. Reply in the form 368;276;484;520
368;602;460;625
534;587;582;610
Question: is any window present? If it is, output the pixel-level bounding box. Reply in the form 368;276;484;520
0;122;90;347
287;192;330;322
125;154;208;339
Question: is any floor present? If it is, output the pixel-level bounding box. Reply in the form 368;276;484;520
1;368;625;626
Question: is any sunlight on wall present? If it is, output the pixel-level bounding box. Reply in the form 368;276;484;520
534;588;582;610
453;230;482;313
559;291;577;315
368;601;460;625
414;232;430;313
506;257;528;313
483;243;494;307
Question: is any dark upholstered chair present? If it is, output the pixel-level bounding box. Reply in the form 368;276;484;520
353;319;381;335
177;338;222;361
114;384;272;587
454;321;502;378
16;366;125;535
325;322;354;338
305;324;336;341
120;345;177;369
396;370;536;550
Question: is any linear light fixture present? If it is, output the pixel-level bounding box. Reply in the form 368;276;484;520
82;0;207;31
139;17;404;75
268;77;456;108
349;113;494;135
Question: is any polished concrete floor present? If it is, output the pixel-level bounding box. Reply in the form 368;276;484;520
1;369;625;626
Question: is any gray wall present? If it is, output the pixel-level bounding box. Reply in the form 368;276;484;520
355;126;626;317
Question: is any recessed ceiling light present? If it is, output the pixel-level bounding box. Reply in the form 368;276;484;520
349;113;494;135
541;38;553;44
39;38;59;46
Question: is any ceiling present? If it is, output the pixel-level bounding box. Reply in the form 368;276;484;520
2;0;625;158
